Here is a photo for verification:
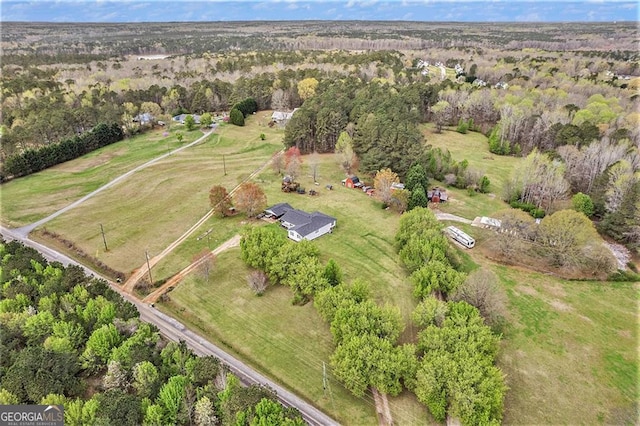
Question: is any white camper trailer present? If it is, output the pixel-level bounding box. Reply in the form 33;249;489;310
446;226;475;249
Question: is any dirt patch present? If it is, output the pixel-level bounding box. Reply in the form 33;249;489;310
515;285;538;297
372;388;394;426
617;329;632;339
549;299;572;312
546;284;567;299
578;314;594;324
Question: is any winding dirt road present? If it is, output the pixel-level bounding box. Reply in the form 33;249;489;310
142;234;241;303
122;149;282;293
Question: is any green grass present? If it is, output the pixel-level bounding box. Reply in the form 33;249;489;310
5;110;637;425
160;153;431;424
0;127;204;227
16;112;284;276
421;123;521;196
487;263;639;425
161;250;381;425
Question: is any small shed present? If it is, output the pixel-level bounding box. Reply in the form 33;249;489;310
427;188;448;203
343;176;360;189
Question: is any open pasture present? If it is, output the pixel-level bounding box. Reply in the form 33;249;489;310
421;124;521;196
22;112;283;276
0;128;204;227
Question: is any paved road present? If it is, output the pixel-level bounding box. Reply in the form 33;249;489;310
0;227;339;426
14;130;212;237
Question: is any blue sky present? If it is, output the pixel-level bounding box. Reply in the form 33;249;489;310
1;0;638;22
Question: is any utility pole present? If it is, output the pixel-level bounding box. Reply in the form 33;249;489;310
223;155;227;176
145;250;153;285
197;228;213;250
100;224;108;251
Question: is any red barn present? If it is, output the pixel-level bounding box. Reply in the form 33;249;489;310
342;176;360;189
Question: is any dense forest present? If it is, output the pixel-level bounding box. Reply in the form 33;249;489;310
0;239;304;425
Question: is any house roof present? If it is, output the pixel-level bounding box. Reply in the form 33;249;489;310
265;203;293;218
133;112;154;123
172;114;201;124
281;209;336;238
271;109;299;121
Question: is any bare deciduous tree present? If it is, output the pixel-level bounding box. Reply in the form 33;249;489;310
247;270;268;295
451;268;507;329
193;249;216;283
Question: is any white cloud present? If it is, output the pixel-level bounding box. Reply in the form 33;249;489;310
515;12;540;21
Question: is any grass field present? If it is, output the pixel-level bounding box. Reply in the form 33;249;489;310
493;264;638;424
15;112;284;276
418;124;523;221
421;124;521;196
0;127;204;227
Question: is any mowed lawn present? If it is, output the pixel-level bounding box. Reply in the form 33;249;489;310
494;265;638;424
0;127;203;227
161;153;431;424
27;112;284;277
162;250;381;425
421;123;521;196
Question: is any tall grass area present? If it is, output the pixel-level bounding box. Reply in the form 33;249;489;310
0;127;203;227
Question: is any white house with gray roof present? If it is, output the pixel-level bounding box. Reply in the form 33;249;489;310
265;203;336;242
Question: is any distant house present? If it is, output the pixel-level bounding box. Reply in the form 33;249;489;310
271;109;298;126
341;176;362;189
172;114;201;125
133;112;155;126
265;203;336;242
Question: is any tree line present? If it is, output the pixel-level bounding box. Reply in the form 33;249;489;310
1;123;123;181
0;239;304;426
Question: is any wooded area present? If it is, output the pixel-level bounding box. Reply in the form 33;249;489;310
2;22;637;251
0;239;304;425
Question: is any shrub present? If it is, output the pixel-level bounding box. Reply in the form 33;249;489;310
456;118;469;134
229;108;245;126
259;133;266;140
608;269;640;282
571;192;595;217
